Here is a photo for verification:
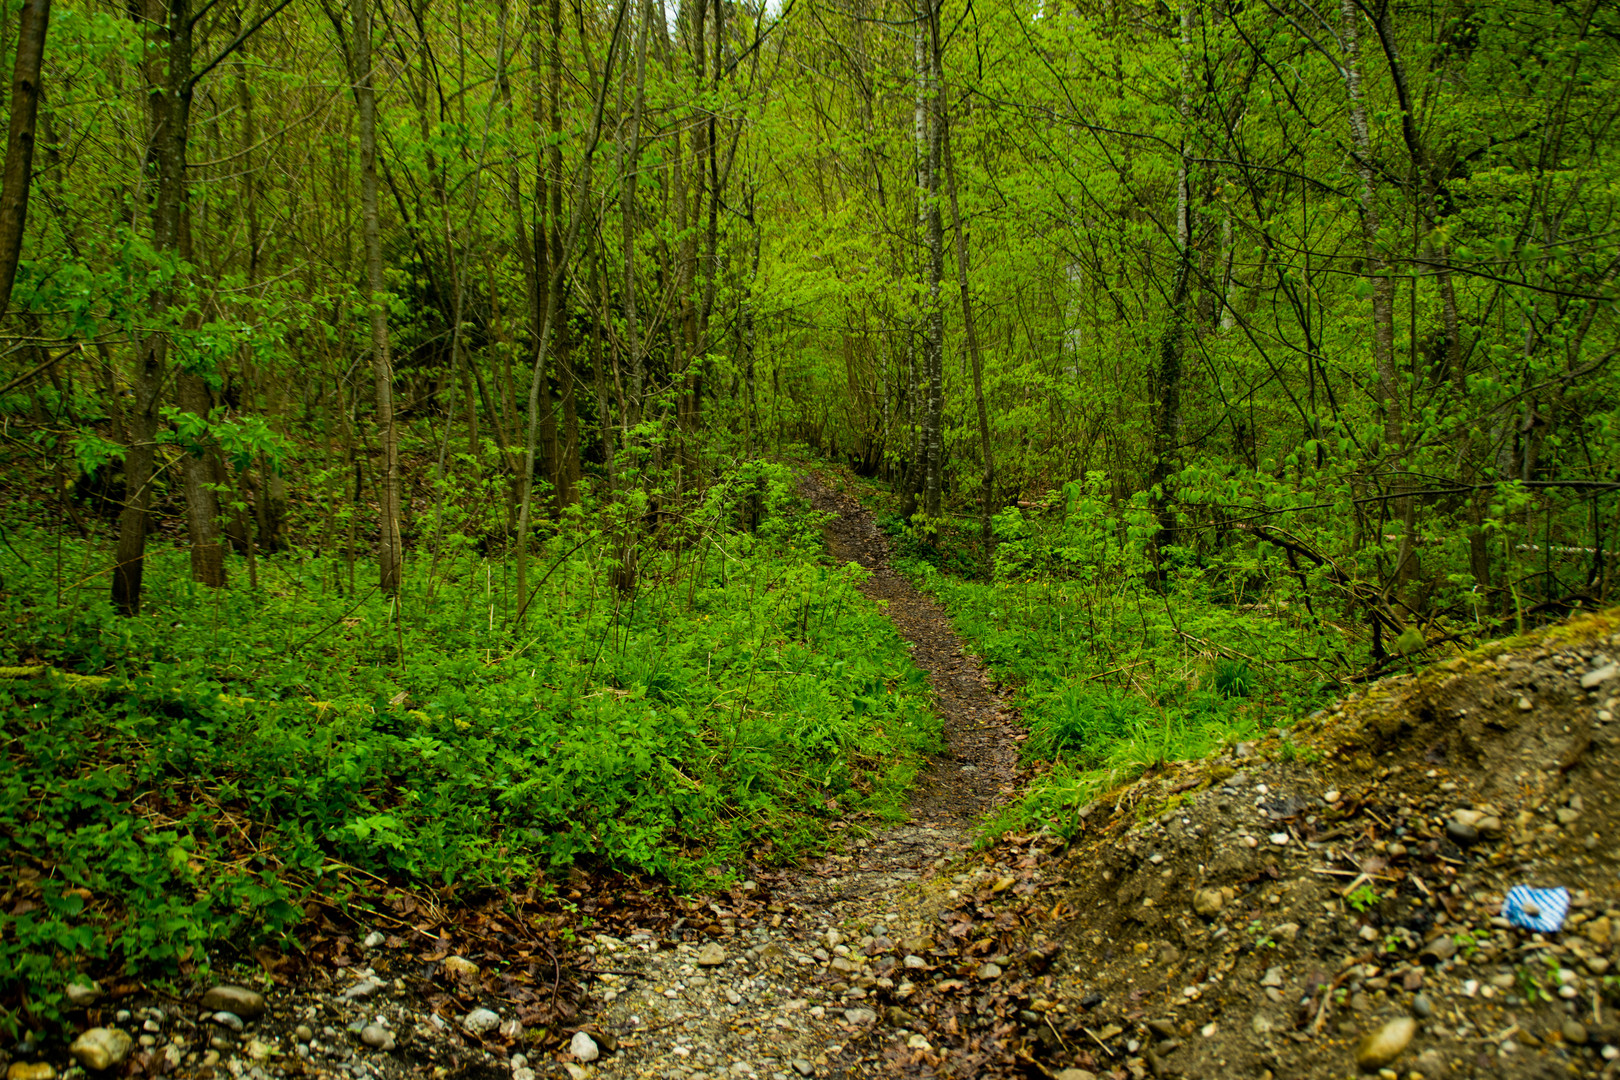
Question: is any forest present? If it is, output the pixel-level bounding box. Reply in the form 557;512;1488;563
0;0;1616;1045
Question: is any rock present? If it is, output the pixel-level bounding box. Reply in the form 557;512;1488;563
829;956;859;974
791;1061;815;1077
977;963;1003;980
500;1018;525;1040
208;1035;231;1052
570;1031;600;1063
1452;809;1484;828
1588;956;1611;975
7;1065;56;1080
697;942;727;966
1355;1017;1416;1071
210;1012;244;1032
362;931;386;948
563;1065;587;1080
1412;994;1434;1019
360;1025;395;1050
1582;663;1617;689
1055;1071;1099;1080
1563;1020;1590;1045
1269;832;1290;846
295;1025;314;1043
1589;916;1612;946
199;985;265;1018
1193;888;1225;917
1261;966;1283;987
907;1034;932;1050
69;1028;134;1072
825;928;844;948
442;955;480;978
65;980;103;1007
340;977;385;1000
462;1008;501;1035
1413;1049;1447;1076
903;955;928;969
1420;935;1458;964
843;1008;878;1025
1444;821;1479;846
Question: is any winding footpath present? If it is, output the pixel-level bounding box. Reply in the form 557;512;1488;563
579;475;1024;1080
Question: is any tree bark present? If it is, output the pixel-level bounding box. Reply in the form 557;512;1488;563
355;0;403;594
113;0;193;617
0;0;49;318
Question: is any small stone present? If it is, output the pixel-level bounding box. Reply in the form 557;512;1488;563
1557;807;1582;825
1261;966;1283;987
1518;696;1534;711
563;1065;587;1080
1402;970;1423;991
904;955;928;969
1582;664;1617;689
844;1008;877;1025
1355;1017;1416;1071
340;977;385;1000
199;986;265;1018
697;943;727;966
245;1038;272;1062
69;1028;135;1072
977;963;1003;980
208;1036;231;1052
362;931;386;949
1269;832;1290;846
1193;888;1225;917
1412;993;1434;1019
1054;1071;1099;1080
1413;1049;1447;1076
1444;821;1479;846
211;1011;244;1032
1587;956;1611;975
442;955;480;978
570;1031;600;1063
1420;935;1457;964
295;1025;314;1043
906;1034;932;1050
1324;790;1341;803
6;1064;57;1080
463;1008;501;1035
1563;1020;1589;1045
1452;809;1484;828
360;1025;395;1051
791;1061;815;1077
65;980;104;1007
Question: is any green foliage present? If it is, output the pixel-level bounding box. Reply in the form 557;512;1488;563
0;462;938;1037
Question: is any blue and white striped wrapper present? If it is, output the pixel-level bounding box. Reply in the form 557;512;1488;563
1500;885;1570;933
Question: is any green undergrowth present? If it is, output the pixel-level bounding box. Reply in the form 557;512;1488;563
870;475;1349;839
0;461;938;1036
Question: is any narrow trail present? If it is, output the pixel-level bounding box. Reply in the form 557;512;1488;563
583;475;1024;1080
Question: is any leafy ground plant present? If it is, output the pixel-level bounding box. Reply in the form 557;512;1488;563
0;461;938;1038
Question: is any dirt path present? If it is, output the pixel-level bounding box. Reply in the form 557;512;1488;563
576;475;1024;1080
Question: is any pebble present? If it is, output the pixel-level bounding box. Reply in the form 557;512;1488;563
360;1024;395;1051
697;943;727;966
1444;821;1479;846
570;1031;600;1063
977;962;1003;980
1420;935;1457;963
844;1008;877;1025
1582;663;1616;688
295;1025;314;1043
65;980;103;1007
441;955;480;978
211;1011;245;1032
5;1065;56;1080
463;1008;501;1035
199;985;265;1018
1411;993;1433;1019
1354;1017;1416;1070
362;931;387;948
1563;1019;1589;1045
1269;832;1290;846
1193;888;1225;916
69;1028;134;1072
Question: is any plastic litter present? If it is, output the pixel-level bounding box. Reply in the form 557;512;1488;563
1500;884;1570;933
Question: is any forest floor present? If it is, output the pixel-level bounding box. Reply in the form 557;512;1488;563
19;478;1620;1080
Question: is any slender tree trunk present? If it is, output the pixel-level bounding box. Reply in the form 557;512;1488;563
0;0;49;318
920;0;945;521
1149;1;1193;551
114;0;193;616
355;0;402;594
941;119;992;549
619;0;650;430
515;0;628;620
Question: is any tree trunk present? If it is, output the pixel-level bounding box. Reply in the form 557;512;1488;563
355;0;402;594
941;119;993;549
0;0;49;318
920;0;945;521
113;0;193;617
